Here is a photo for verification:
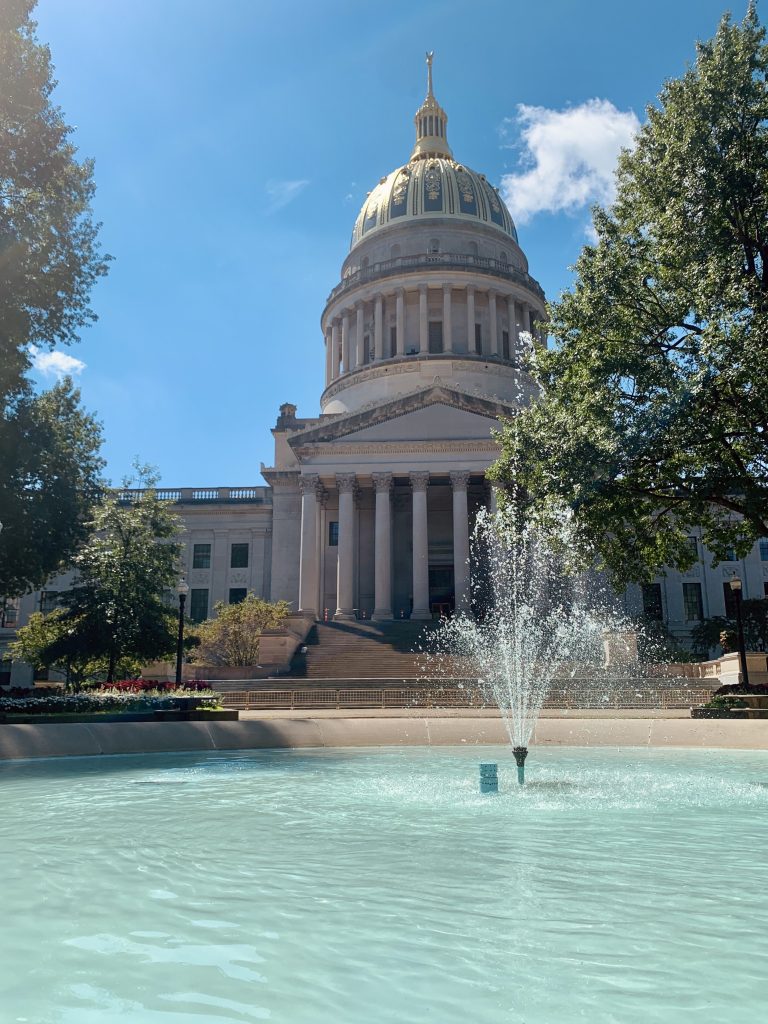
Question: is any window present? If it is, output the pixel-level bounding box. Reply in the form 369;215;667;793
428;321;443;353
686;536;698;559
328;521;339;547
642;583;663;621
474;323;483;354
190;589;209;623
723;582;739;618
764;582;768;598
40;591;60;614
390;244;401;260
192;543;211;569
230;543;249;568
760;538;768;561
229;588;247;604
683;582;703;621
363;335;371;363
468;241;478;257
429;238;440;253
499;250;508;264
390;326;397;356
502;330;510;361
724;548;737;562
1;599;19;627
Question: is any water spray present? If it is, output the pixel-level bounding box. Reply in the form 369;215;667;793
513;746;528;785
479;763;498;794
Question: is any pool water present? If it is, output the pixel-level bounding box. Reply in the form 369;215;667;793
2;745;768;1023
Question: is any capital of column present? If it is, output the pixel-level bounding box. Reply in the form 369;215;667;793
372;472;393;493
336;472;357;494
409;470;430;492
298;473;320;495
449;470;471;491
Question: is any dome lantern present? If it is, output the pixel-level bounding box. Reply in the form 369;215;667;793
411;52;452;161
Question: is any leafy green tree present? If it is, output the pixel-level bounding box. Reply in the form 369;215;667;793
15;476;183;683
9;607;109;685
193;594;291;667
0;1;109;595
691;600;768;656
491;5;768;586
1;378;104;596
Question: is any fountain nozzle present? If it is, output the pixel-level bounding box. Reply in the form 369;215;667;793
512;746;528;785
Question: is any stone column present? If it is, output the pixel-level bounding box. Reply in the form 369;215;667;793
298;474;320;618
356;302;365;367
443;284;453;353
396;289;405;356
466;286;475;352
374;294;383;361
410;471;431;620
419;285;428;354
334;473;357;620
372;472;393;620
324;328;332;387
331;320;341;380
341;313;350;373
506;295;515;361
450;470;471;613
488;290;498;356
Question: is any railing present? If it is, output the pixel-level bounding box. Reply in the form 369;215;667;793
117;487;271;505
326;253;546;305
219;686;718;711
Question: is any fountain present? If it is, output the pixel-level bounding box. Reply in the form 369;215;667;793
425;503;621;785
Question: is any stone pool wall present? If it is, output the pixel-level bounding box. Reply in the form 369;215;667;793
1;714;768;759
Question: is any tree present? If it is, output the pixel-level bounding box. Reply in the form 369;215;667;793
193;594;291;667
16;477;184;682
491;5;768;586
691;599;768;656
0;378;104;596
0;1;110;595
9;607;107;685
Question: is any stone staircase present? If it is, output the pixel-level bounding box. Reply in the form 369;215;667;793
288;620;441;680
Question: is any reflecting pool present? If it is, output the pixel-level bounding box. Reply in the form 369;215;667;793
2;746;768;1023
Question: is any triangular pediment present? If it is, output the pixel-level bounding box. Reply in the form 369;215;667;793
287;385;517;449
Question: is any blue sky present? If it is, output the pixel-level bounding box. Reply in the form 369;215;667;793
32;0;740;485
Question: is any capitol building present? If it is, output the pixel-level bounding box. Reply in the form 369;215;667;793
3;57;767;680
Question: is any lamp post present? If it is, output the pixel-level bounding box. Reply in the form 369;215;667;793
729;573;750;688
175;579;189;686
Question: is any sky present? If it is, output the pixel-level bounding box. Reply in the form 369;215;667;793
31;0;743;486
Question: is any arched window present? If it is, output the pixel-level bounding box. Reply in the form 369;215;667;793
390;244;401;260
468;241;478;258
361;256;369;271
499;250;508;264
429;238;440;253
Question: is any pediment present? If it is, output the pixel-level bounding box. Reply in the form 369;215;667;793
287;385;517;449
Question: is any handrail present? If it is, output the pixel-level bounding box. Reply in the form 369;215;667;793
326;253;546;306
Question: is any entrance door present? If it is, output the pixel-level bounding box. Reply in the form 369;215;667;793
429;565;455;617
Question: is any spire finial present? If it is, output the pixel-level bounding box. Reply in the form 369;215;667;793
411;51;452;160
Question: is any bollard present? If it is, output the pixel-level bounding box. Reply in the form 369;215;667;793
479;762;498;794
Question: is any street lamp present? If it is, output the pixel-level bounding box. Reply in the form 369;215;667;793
729;573;750;688
175;579;189;686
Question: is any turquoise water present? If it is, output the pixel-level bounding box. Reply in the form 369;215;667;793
2;745;768;1023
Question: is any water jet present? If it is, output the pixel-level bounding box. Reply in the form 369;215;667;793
512;746;528;785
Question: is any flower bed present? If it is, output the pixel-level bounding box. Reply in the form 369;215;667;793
0;683;221;716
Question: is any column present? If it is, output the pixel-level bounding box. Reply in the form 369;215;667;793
374;294;383;361
488;290;498;356
396;289;405;356
298;474;320;618
419;285;428;354
466;286;475;352
341;313;350;373
372;472;393;620
443;284;453;353
334;473;356;620
324;328;332;387
506;295;515;362
331;319;341;379
450;470;471;614
410;471;431;620
356;302;365;367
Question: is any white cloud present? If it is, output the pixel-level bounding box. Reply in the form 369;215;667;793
265;178;309;212
31;346;86;378
499;99;640;225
